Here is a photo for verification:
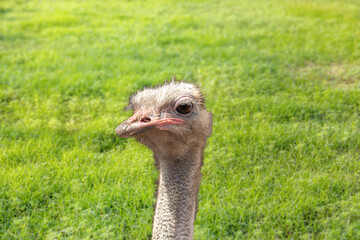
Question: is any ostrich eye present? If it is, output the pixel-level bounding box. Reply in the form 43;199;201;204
175;101;193;114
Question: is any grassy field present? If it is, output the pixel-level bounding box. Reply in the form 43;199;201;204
1;0;360;239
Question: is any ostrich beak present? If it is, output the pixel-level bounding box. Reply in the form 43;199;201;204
115;113;186;138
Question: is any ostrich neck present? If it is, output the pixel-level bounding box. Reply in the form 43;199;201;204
152;147;204;240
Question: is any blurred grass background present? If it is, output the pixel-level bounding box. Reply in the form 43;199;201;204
1;0;360;239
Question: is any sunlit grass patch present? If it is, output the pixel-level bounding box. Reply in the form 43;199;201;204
293;63;360;88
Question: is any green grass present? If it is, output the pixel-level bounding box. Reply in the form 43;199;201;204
1;0;360;239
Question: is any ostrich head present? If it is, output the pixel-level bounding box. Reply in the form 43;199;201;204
115;81;212;157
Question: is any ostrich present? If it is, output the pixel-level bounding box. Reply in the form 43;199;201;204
115;81;212;240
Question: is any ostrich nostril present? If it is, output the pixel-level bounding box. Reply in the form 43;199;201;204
140;117;151;123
